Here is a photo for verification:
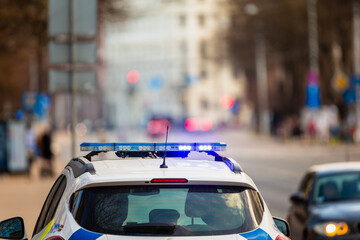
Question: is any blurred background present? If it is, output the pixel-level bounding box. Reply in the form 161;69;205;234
1;0;360;237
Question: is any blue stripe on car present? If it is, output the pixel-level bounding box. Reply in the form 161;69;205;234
240;228;272;240
68;228;103;240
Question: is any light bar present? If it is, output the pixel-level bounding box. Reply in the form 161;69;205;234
115;143;155;152
80;142;226;152
196;143;226;151
80;143;115;151
155;143;195;151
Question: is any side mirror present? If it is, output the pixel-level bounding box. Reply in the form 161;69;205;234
290;192;307;205
0;217;27;240
273;217;290;237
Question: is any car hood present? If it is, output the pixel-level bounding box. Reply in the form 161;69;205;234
311;201;360;222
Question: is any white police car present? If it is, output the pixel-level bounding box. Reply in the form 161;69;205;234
0;142;291;240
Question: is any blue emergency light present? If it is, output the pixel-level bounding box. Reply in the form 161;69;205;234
80;142;226;152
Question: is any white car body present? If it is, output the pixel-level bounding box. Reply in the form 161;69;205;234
9;143;290;240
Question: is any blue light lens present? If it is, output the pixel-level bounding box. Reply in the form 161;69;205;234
81;142;226;152
199;145;212;151
178;145;191;150
116;143;155;151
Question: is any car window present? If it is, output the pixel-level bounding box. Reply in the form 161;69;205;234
33;175;67;236
71;185;264;236
313;172;360;204
43;177;67;226
299;173;314;198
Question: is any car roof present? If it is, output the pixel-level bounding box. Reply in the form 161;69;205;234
67;157;256;191
308;161;360;175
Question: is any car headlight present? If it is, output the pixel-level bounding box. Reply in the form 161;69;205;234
314;222;349;237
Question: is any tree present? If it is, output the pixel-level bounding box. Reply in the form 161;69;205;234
0;0;127;121
224;0;354;120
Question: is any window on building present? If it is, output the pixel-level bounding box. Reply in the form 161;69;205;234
200;69;207;79
198;14;205;27
233;67;240;78
179;15;186;27
200;40;207;58
201;99;209;110
180;41;187;55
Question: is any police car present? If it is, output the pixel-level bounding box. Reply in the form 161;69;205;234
0;142;291;240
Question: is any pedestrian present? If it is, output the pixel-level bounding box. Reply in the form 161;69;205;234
39;127;54;177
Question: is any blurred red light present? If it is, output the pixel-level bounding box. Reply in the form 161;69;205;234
147;120;161;134
185;118;198;132
200;117;213;131
126;70;140;84
160;119;171;133
220;95;234;109
147;118;171;136
151;178;188;183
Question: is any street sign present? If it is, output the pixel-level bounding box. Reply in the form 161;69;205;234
343;87;357;105
351;75;360;85
307;71;319;84
306;83;321;108
34;94;51;120
22;92;37;112
332;74;348;92
22;92;51;119
306;71;321;108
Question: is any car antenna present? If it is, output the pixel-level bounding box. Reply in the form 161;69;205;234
160;125;169;168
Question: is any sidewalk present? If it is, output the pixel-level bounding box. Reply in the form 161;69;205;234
0;157;64;237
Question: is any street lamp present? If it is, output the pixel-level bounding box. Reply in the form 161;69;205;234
245;3;270;135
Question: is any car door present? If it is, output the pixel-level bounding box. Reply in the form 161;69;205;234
288;172;314;240
32;175;67;239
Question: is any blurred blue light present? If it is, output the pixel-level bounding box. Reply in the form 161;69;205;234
16;109;25;121
149;76;164;90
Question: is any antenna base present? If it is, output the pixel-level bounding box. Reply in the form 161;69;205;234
160;163;168;168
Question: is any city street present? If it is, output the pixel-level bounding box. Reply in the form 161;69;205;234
2;0;360;239
1;129;360;237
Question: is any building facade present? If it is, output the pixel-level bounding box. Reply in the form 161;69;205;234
103;0;248;130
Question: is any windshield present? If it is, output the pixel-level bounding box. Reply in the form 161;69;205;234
313;172;360;204
70;185;264;236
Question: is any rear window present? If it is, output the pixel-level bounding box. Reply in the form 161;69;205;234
70;185;264;236
313;172;360;204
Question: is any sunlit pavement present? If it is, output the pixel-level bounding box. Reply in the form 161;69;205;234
1;128;360;236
